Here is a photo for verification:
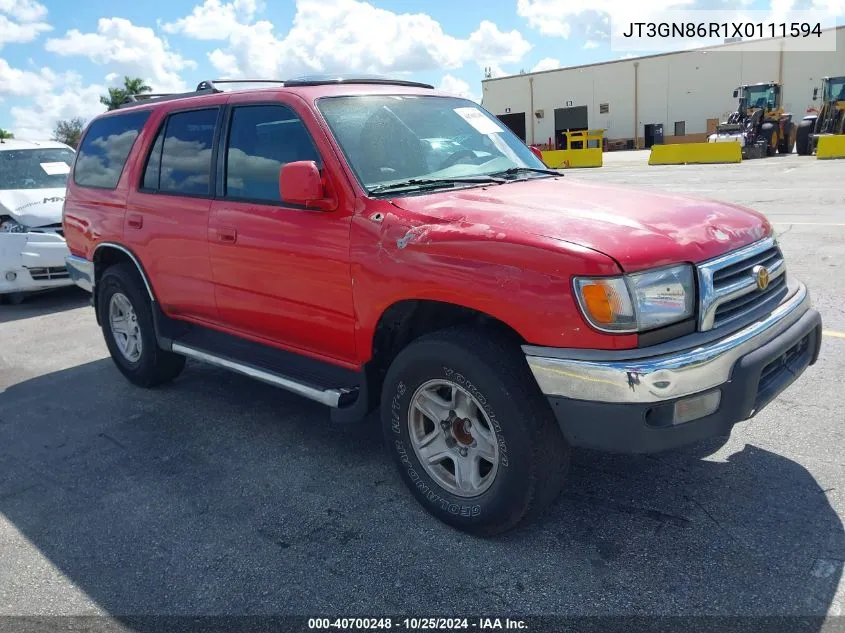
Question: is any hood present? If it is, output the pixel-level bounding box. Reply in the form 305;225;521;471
389;177;772;272
0;188;67;228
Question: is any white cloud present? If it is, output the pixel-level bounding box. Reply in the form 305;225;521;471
437;74;480;103
45;17;196;92
161;0;261;40
0;58;55;97
531;57;560;72
0;0;47;22
172;0;530;79
9;72;105;140
0;0;51;48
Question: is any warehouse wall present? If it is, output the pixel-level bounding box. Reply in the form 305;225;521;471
480;26;845;147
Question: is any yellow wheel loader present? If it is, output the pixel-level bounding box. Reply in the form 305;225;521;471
796;76;845;156
708;82;795;159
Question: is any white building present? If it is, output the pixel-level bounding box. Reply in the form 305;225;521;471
481;26;845;149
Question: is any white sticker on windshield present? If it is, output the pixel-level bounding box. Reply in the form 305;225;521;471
40;162;71;175
454;107;504;135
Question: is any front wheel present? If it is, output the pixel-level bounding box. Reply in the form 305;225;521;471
795;120;814;155
380;326;570;536
98;262;186;388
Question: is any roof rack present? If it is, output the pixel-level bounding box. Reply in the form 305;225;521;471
282;74;434;89
115;75;433;110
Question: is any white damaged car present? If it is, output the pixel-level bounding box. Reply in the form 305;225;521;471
0;139;76;304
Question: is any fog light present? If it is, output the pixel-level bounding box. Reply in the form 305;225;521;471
5;271;16;282
673;390;721;425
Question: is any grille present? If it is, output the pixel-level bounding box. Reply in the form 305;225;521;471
758;335;810;396
697;237;787;332
28;266;69;281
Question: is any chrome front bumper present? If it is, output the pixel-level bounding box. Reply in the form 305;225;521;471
523;280;814;405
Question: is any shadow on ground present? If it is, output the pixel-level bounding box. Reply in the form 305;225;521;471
0;286;90;323
0;358;842;632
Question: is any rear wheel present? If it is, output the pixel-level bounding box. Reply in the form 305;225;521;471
795;120;814;155
380;326;570;536
98;262;185;388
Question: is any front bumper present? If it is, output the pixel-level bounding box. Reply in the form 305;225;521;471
524;281;822;453
0;232;73;294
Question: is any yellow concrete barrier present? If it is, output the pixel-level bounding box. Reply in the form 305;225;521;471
648;142;742;165
816;135;845;159
540;129;604;169
541;148;603;168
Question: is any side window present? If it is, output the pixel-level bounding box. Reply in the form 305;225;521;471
225;105;321;204
142;108;217;196
73;111;151;189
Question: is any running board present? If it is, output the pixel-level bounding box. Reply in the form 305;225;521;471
171;343;357;408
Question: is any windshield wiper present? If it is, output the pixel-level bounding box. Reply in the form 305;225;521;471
368;176;506;194
488;167;561;179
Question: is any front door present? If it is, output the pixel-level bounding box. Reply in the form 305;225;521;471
208;99;357;364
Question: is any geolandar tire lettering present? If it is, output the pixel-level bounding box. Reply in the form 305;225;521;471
380;325;570;536
98;262;186;388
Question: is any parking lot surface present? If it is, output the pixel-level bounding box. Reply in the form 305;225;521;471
1;152;843;626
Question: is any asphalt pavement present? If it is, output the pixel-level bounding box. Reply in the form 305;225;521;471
0;152;843;630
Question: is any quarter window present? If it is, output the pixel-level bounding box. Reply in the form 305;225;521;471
142;108;218;196
74;111;151;189
224;105;320;203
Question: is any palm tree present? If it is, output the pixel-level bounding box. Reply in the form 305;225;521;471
100;87;130;111
123;76;152;98
0;128;13;142
99;76;153;111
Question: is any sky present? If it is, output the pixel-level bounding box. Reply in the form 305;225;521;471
1;0;843;139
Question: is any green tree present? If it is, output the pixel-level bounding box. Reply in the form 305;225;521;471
52;117;85;149
100;86;130;111
100;76;154;111
123;76;152;97
0;128;13;141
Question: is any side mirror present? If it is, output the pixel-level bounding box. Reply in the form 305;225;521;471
529;145;546;165
279;160;330;209
813;88;819;100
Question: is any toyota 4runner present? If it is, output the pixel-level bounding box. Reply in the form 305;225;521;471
63;77;823;536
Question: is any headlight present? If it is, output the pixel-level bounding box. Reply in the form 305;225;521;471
0;218;28;233
574;264;695;333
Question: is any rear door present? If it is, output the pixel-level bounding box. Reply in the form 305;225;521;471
125;105;224;323
207;95;357;364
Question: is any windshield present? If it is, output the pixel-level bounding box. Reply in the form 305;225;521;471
824;77;845;102
743;85;778;111
0;148;75;191
316;95;548;194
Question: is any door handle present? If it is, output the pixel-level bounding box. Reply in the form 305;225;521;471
217;226;237;244
127;213;143;229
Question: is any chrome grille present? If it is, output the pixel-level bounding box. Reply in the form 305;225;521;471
697;237;787;332
27;266;69;281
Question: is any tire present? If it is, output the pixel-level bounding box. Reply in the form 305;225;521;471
97;262;185;388
761;122;776;156
778;122;794;154
795;120;814;155
380;326;570;536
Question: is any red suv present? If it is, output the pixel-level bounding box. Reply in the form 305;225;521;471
63;77;823;536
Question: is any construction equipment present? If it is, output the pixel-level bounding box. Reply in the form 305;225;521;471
708;82;795;159
795;76;845;157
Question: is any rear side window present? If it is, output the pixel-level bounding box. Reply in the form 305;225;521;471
142;108;218;196
73;111;151;189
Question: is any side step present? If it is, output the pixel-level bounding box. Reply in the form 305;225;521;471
151;310;371;421
171;343;356;408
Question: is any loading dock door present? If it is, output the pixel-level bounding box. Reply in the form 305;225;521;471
554;106;588;148
496;112;526;142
